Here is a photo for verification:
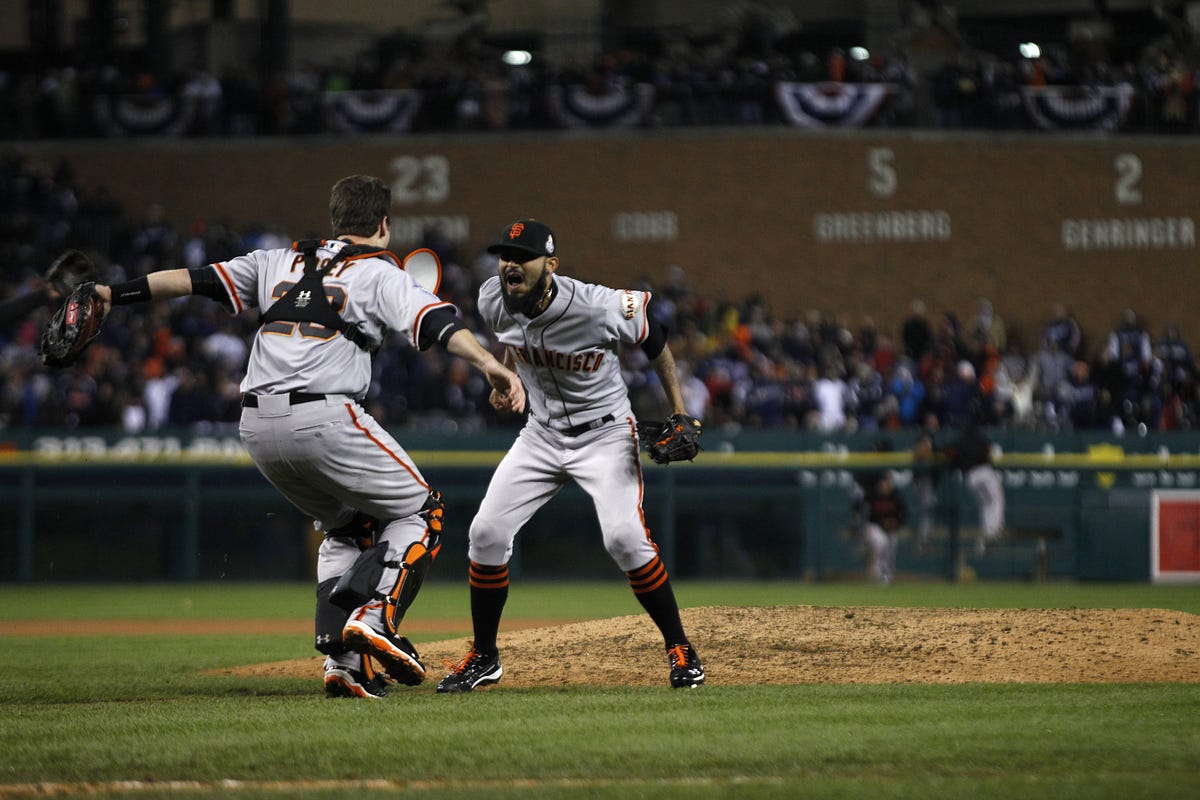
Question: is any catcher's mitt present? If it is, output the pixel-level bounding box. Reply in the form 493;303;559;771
44;249;96;297
639;413;703;464
40;281;106;368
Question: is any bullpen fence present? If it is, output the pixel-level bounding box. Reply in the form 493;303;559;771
3;427;1200;584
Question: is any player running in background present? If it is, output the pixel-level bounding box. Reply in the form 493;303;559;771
437;218;705;692
93;175;524;699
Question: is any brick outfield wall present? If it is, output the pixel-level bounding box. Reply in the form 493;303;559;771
21;130;1200;351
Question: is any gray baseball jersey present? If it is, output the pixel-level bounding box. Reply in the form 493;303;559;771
470;274;660;572
216;240;449;629
213;239;452;396
477;273;651;430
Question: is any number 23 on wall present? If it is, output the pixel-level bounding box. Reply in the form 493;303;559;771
390;155;450;205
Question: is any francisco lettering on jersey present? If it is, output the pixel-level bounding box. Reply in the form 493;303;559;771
510;346;606;372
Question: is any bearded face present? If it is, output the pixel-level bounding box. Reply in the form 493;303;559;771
498;252;553;316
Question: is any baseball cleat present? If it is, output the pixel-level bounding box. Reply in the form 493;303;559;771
667;643;705;689
341;620;426;686
324;665;389;699
436;645;503;693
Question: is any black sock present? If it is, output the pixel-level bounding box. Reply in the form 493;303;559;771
468;561;509;655
627;555;687;648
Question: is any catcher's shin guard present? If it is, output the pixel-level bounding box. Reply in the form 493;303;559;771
329;490;445;629
381;541;434;635
329;543;388;612
380;490;445;635
315;577;351;655
419;489;444;556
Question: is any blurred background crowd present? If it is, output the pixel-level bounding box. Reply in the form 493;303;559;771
0;148;1195;437
3;2;1200;436
3;1;1200;137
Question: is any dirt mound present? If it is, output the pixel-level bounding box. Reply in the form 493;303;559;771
219;605;1200;686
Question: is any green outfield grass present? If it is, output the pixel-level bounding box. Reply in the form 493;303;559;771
4;579;1200;621
1;581;1198;799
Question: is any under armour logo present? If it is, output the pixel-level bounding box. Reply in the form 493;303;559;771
316;634;333;645
295;290;312;308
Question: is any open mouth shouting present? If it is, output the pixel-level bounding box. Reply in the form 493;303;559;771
497;252;555;316
503;266;529;292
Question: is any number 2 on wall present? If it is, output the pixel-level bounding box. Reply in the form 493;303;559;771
1114;153;1143;206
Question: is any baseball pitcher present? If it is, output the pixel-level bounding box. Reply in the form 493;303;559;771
437;218;705;692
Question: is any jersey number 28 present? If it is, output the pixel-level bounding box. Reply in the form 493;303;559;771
261;281;347;341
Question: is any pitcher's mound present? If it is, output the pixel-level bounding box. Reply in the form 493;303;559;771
217;605;1200;687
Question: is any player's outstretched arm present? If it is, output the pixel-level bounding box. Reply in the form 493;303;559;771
444;328;526;413
650;343;687;417
94;269;194;314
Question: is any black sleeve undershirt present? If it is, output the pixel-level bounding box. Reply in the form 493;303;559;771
418;305;466;350
640;314;668;359
188;266;235;311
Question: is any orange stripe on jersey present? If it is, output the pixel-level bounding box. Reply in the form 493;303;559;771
627;556;669;594
625;416;652;537
637;291;650;343
334;249;401;277
411;300;455;344
344;404;430;491
210;262;243;314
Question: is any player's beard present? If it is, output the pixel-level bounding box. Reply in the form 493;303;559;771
502;264;551;316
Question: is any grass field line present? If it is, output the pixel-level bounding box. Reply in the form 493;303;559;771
0;618;568;637
0;775;788;797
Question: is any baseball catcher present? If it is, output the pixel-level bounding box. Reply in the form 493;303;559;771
639;413;703;464
39;280;106;368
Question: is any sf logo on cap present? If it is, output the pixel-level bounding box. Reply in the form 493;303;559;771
508;222;525;239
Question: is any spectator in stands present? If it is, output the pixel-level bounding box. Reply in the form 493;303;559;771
1042;302;1083;360
942;360;981;428
1033;337;1073;428
993;338;1036;428
848;358;886;431
1106;308;1153;372
1155;322;1195;392
1111;332;1152;426
812;364;849;431
901;298;934;362
1065;360;1100;430
888;363;926;427
967;297;1005;358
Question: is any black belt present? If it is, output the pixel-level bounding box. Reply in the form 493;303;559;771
562;414;615;436
242;392;328;408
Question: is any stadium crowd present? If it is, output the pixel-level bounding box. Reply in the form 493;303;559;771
0;150;1196;437
3;3;1200;138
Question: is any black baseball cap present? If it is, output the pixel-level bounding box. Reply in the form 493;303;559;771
486;219;557;259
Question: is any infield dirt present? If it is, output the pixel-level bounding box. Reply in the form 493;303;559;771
214;605;1200;687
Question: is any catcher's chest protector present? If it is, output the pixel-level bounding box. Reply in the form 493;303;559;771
259;240;386;351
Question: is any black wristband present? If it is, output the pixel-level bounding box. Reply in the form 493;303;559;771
109;276;152;305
